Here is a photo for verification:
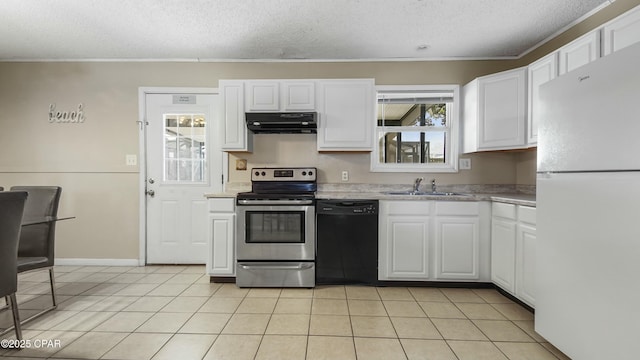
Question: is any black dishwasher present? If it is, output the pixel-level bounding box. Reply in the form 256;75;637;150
316;199;378;285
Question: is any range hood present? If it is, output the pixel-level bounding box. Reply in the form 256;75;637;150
245;112;317;134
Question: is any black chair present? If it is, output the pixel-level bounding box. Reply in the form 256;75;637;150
10;186;62;319
0;191;28;340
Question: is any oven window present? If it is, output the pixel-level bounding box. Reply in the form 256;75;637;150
245;211;305;243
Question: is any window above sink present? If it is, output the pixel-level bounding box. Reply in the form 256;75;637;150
371;85;460;173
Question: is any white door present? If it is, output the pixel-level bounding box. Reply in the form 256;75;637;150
145;93;222;264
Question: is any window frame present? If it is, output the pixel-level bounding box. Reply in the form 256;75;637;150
371;84;460;173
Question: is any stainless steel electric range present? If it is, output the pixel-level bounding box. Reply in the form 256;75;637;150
235;167;316;288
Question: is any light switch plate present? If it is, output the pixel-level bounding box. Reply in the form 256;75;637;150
459;158;471;170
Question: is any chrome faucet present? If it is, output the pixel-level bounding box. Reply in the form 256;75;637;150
413;177;423;192
431;179;437;193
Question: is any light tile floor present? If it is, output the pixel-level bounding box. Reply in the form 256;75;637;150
0;265;571;359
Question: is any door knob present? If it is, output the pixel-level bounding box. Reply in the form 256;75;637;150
146;189;155;197
148;178;155;184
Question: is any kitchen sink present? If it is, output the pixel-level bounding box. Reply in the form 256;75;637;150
384;191;468;196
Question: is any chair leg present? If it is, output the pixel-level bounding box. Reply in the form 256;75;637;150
2;296;8;310
9;293;22;341
4;268;59;330
48;268;57;308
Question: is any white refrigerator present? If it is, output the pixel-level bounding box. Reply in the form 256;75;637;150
536;42;640;360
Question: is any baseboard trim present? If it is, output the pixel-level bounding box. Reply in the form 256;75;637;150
55;258;140;267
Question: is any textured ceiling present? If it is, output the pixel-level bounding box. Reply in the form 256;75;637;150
0;0;613;61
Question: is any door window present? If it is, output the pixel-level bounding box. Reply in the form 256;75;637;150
164;114;206;183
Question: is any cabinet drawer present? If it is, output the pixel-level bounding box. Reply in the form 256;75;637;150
435;201;479;216
518;206;536;225
208;198;235;213
492;202;516;220
382;200;431;215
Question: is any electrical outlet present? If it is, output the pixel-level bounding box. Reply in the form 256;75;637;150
341;171;349;182
459;158;471;170
126;154;137;166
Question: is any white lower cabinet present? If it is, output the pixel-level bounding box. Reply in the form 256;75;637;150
379;201;431;280
379;200;490;282
491;216;517;292
491;203;536;307
207;198;236;277
435;220;479;280
516;222;536;306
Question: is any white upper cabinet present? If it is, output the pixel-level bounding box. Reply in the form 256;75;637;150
317;79;375;151
603;6;640;55
527;52;558;145
220;78;373;153
220;80;252;151
245;80;280;111
282;80;316;111
559;31;600;75
245;80;316;111
462;67;527;153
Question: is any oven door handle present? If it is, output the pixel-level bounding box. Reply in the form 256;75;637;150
237;199;314;205
239;264;314;270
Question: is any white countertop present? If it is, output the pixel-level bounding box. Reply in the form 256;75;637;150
315;191;535;206
204;189;536;207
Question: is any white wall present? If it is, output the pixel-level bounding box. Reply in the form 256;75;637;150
1;60;525;261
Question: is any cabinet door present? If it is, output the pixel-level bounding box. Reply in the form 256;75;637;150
380;215;430;280
317;79;374;151
559;31;600;75
246;81;280;111
516;223;536;307
220;81;252;151
282;81;316;111
207;213;235;276
435;216;480;280
603;7;640;55
527;53;558;145
477;68;527;150
491;217;517;293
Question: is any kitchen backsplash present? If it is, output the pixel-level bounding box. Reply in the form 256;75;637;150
226;134;537;186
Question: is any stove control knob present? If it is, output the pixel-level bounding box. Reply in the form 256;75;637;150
308;171;313;176
302;171;307;176
254;171;260;176
261;171;266;176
